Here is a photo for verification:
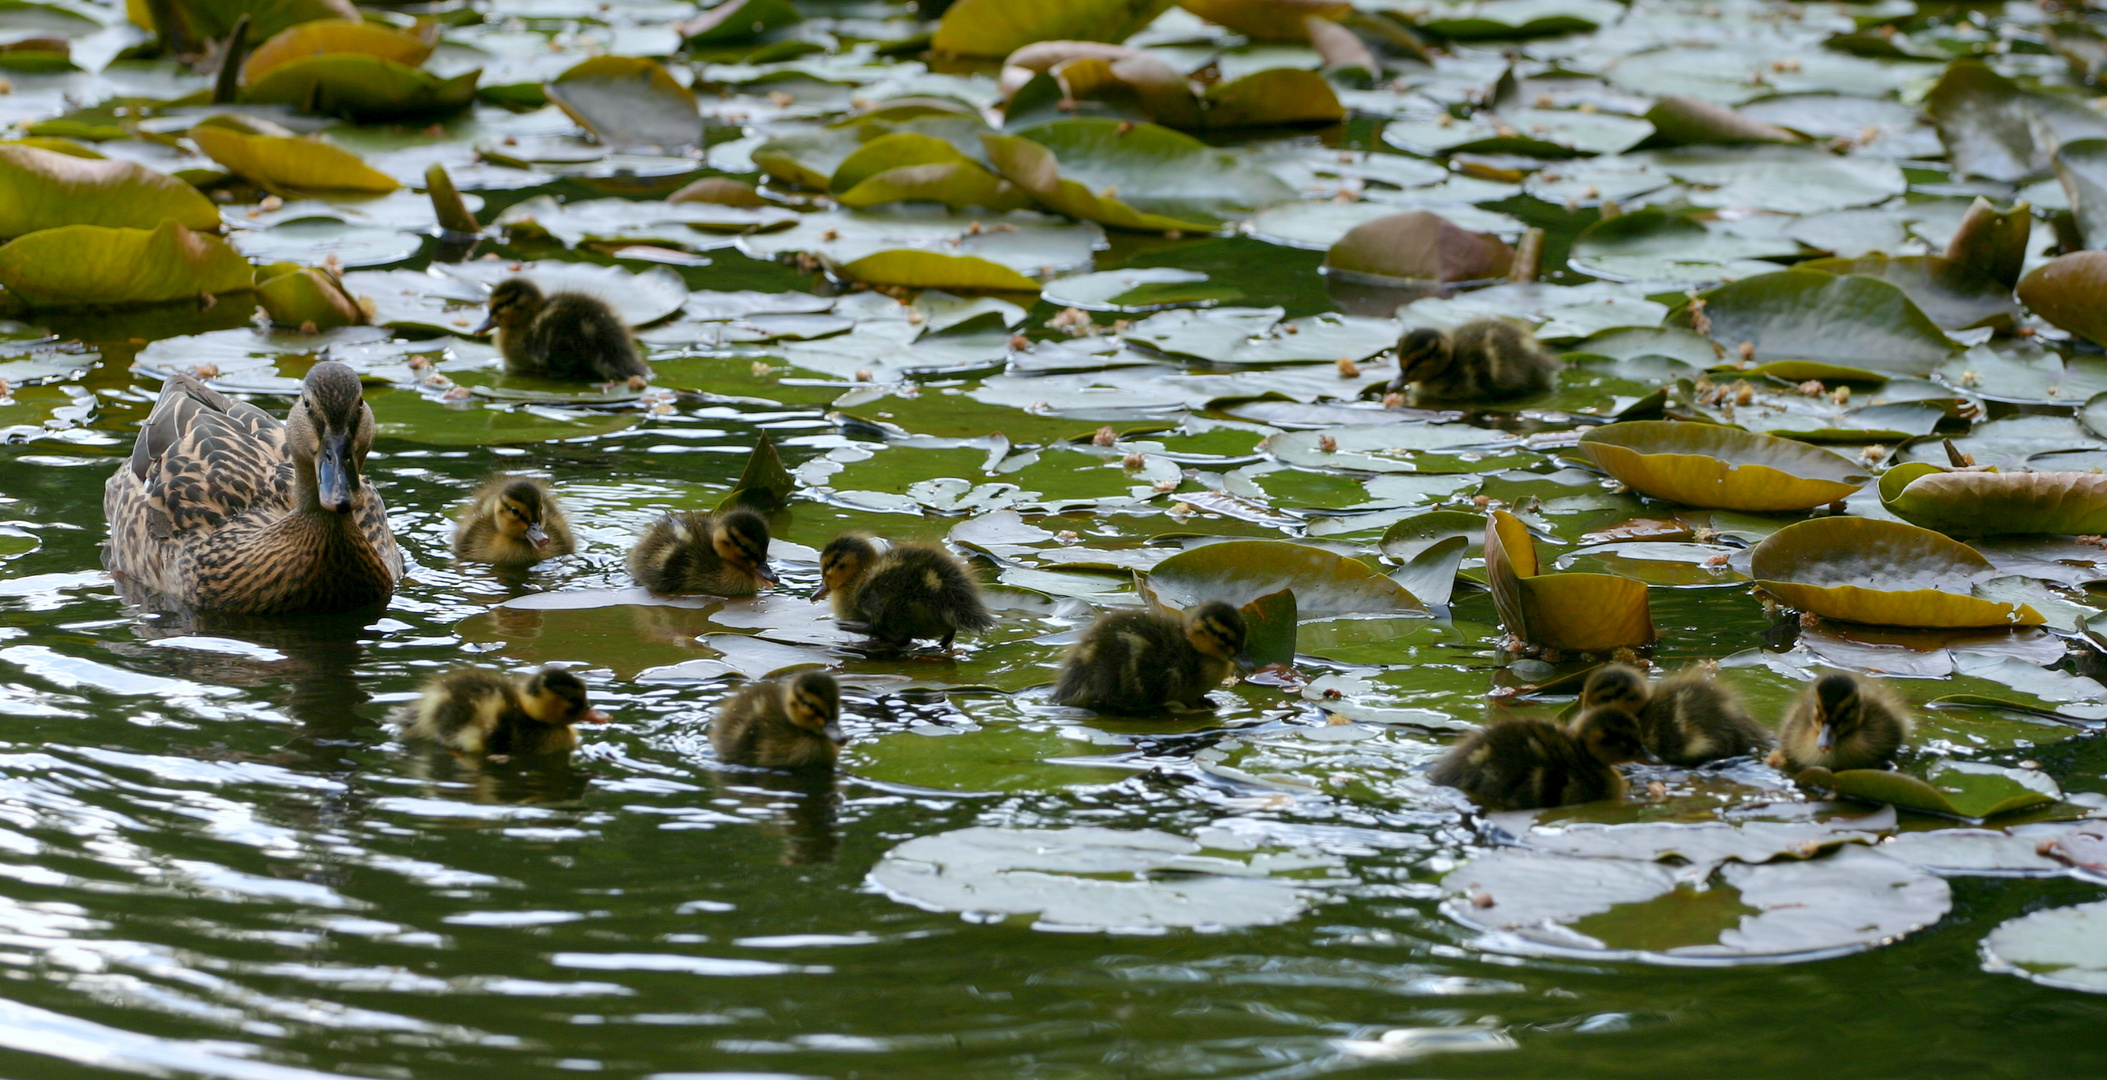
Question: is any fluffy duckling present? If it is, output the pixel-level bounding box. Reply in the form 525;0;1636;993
397;666;607;757
1430;707;1652;811
813;534;993;649
452;476;575;565
712;671;846;769
477;278;651;384
1051;600;1254;713
628;509;776;596
1582;663;1772;766
1388;318;1560;402
1769;672;1913;773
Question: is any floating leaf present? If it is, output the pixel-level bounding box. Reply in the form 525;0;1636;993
0;220;252;310
1797;254;2019;331
1322;211;1512;284
2016;252;2107;347
1643;95;1800;145
1577;421;1868;513
850;725;1131;793
1749;517;2045;629
1676;270;1960;376
714;431;796;513
1239;586;1298;668
1943;196;2030;289
1880;465;2107;537
870;825;1340;931
128;0;360;43
1180;0;1350;41
254;265;362;329
984;119;1294;233
1200;69;1345;128
1147;539;1423;615
190;125;398;195
1926;59;2107;183
0;144;219;238
835;250;1041;292
1982;900;2107;994
838;161;1035;212
1484;509;1653;653
933;0;1180;58
546;56;703;152
240;19;433;82
1566;210;1792;286
243;56;478;121
680;0;802;42
1421;0;1624;40
1830;762;2059;821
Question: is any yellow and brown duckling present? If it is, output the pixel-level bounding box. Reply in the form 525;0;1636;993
396;665;608;757
1051;600;1254;713
712;671;846;769
1769;672;1913;773
628;509;777;596
1388;318;1561;402
813;534;993;649
103;361;403;615
452;476;575;565
1430;706;1653;811
1582;663;1772;766
477;277;651;385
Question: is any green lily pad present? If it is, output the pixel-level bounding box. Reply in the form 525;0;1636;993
1578;421;1869;513
849;723;1132;793
1796;255;2019;331
0;220;253;310
984;119;1294;233
128;0;359;43
1200;68;1345;129
1566;210;1793;286
1926;59;2107;183
1982;899;2107;994
191;124;398;195
1485;509;1654;653
1042;267;1240;311
1750;517;2045;629
0;143;219;238
1323;211;1512;285
715;431;797;513
1240;586;1298;668
837;161;1035;212
1880;464;2107;537
1147;539;1423;614
835;250;1040;292
546;56;703;152
243;56;477;122
254;265;362;330
1180;0;1351;41
368;387;640;447
1676;270;1960;376
2016;251;2107;347
1942;196;2030;289
241;19;431;82
1419;0;1624;40
681;0;803;43
1830;761;2060;821
932;0;1177;58
1267;424;1514;474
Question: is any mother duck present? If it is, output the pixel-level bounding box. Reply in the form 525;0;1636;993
104;362;403;615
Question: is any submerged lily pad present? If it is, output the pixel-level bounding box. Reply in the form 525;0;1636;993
546;56;704;152
850;724;1132;793
1147;539;1423;614
1982;900;2107;994
1578;421;1868;513
1750;518;2045;629
1485;509;1654;653
867;825;1337;931
1880;465;2107;537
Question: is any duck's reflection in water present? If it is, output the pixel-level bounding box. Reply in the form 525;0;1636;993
397;741;596;807
110;600;383;741
709;766;841;866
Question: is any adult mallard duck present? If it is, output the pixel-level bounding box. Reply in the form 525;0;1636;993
813;533;993;649
103;362;403;615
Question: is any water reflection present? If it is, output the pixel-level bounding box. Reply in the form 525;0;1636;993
109;604;383;733
710;767;842;865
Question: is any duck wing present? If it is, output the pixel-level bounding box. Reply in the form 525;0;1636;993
130;374;292;541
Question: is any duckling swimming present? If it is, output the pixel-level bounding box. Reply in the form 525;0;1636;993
1051;600;1254;713
1388;318;1560;402
396;665;607;757
1769;671;1912;773
628;509;776;596
1430;706;1651;811
1582;663;1771;766
712;671;846;769
813;533;993;649
476;277;650;384
452;476;575;565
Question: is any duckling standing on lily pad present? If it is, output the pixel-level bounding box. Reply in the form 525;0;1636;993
1430;707;1653;812
1388;318;1560;402
1769;672;1912;773
453;476;575;565
477;277;651;386
813;534;993;650
1582;663;1772;766
712;671;846;770
628;509;777;596
397;665;608;758
1052;600;1254;713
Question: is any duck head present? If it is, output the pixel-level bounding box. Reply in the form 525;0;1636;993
715;510;778;585
782;671;845;745
811;533;876;601
476;278;546;336
287;361;373;516
1185;600;1257;673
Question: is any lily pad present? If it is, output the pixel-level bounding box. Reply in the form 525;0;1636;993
1577;421;1869;513
1677;270;1960;376
0;220;252;310
1982;899;2107;994
1880;465;2107;537
1485;509;1654;653
0;143;219;237
1749;517;2046;629
546;56;703;152
1797;255;2019;332
240;19;432;83
190;125;398;195
984;119;1294;233
1925;59;2107;183
1323;211;1512;285
1830;761;2060;821
242;55;478;121
935;0;1179;58
867;825;1336;931
1147;539;1423;614
849;724;1132;793
2016;252;2107;348
835;250;1041;292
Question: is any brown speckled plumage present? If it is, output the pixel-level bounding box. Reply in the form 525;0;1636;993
1430;708;1649;811
1389;318;1560;401
815;534;992;649
103;364;402;615
396;666;605;757
1051;601;1251;713
712;672;845;769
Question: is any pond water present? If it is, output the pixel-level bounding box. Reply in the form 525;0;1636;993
7;0;2107;1078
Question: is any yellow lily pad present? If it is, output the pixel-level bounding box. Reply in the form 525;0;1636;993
0;143;220;238
0;220;253;310
1484;509;1654;653
1147;538;1423;615
1880;464;2107;537
835;250;1042;292
933;0;1179;58
1749;517;2045;628
190;125;399;195
241;19;434;83
1578;420;1869;512
243;55;478;121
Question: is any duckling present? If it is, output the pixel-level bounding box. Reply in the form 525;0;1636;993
813;533;993;649
712;671;846;769
1582;663;1772;766
476;277;651;385
452;475;575;565
627;509;776;596
1430;706;1651;811
396;665;607;757
1388;318;1560;402
1768;671;1912;773
1051;600;1254;713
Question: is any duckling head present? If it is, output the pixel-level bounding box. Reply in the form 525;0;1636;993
287;361;374;515
476;278;546;335
714;510;778;585
812;533;877;601
521;667;609;727
1572;705;1652;766
1394;327;1455;386
1185;600;1257;673
1581;663;1650;714
1810;672;1865;753
781;671;845;745
492;479;554;552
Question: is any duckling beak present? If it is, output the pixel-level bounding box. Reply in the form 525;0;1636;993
585;708;610;725
810;580;832;602
1232;651;1258;674
822;721;847;746
473;311;498;336
1641;748;1665;766
525;523;550;551
314;432;355;514
1815;723;1835;754
751;560;779;585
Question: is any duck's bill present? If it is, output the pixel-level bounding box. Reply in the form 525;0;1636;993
751;562;780;585
809;582;832;601
1815;724;1835;753
315;434;355;514
585;709;611;724
472;313;498;335
823;722;847;746
1232;651;1259;674
526;524;551;550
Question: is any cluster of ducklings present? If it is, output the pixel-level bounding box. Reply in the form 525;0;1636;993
1434;664;1914;811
